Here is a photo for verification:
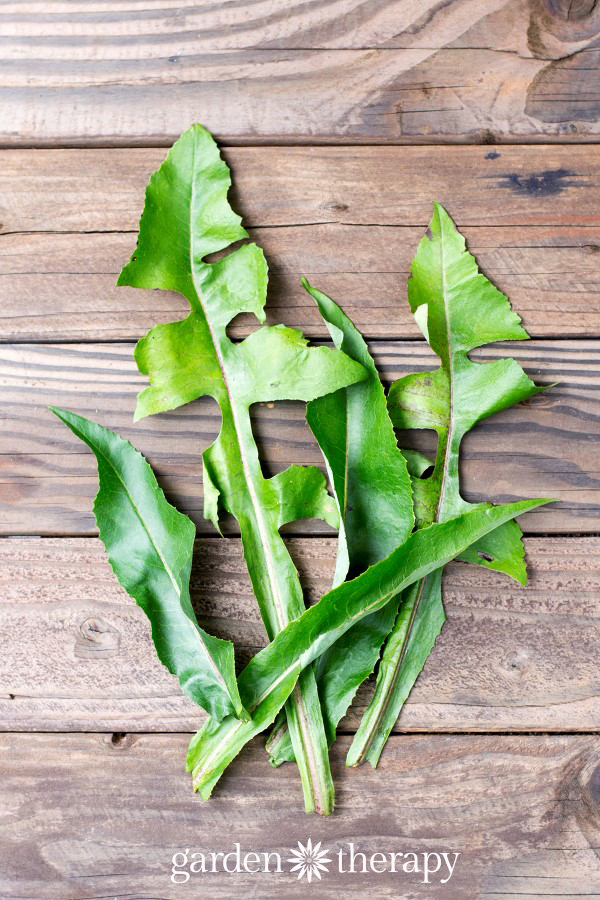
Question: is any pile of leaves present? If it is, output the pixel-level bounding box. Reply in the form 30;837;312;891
53;125;550;815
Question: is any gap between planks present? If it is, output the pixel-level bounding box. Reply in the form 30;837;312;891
2;729;597;736
6;139;600;150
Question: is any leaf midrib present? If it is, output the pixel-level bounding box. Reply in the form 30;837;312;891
185;146;319;779
435;217;455;525
92;437;182;599
187;142;287;634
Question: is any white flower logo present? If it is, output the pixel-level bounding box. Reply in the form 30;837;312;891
287;839;331;882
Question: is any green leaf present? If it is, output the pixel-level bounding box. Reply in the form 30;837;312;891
50;407;248;724
186;498;550;800
389;202;544;573
266;282;414;765
118;125;367;816
345;572;443;767
348;203;549;767
304;281;414;572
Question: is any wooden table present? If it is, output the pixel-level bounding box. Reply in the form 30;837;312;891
2;2;600;897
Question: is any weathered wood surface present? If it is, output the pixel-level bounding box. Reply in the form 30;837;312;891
6;226;600;342
1;536;598;733
3;145;599;340
5;147;600;232
2;731;599;898
1;339;595;535
2;1;599;896
2;0;600;145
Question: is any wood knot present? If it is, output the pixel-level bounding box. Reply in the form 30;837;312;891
586;762;600;808
74;618;120;659
529;0;600;58
504;649;530;674
322;200;349;213
521;392;557;408
542;0;599;25
108;732;135;751
573;748;600;838
479;129;497;145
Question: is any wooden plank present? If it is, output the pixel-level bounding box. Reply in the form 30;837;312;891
1;536;598;733
3;146;600;232
0;340;596;535
2;1;600;144
2;0;597;52
1;731;599;898
4;225;600;341
2;145;599;340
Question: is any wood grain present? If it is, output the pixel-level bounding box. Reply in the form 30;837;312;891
2;1;599;891
3;146;600;232
4;225;600;342
3;0;598;52
1;536;598;733
2;145;599;340
0;340;596;535
2;731;599;898
2;1;600;145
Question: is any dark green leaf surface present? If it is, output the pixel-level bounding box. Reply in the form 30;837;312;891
266;282;414;765
118;125;367;815
305;281;414;573
348;203;547;767
50;407;247;723
187;498;549;800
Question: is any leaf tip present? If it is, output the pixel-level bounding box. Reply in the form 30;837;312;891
519;497;555;517
49;405;75;428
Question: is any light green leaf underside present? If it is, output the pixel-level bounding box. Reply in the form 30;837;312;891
389;202;544;581
117;125;365;641
50;407;247;724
